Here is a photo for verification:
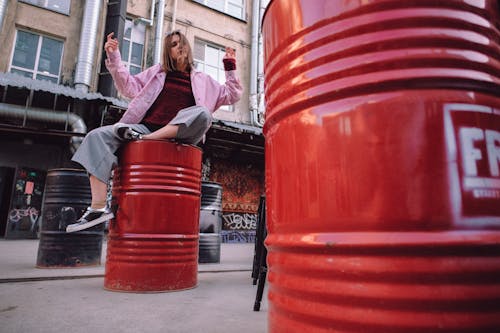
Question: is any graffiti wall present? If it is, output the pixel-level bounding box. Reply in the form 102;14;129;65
208;159;264;243
4;167;46;239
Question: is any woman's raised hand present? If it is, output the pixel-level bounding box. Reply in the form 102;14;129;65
105;32;119;53
223;46;236;61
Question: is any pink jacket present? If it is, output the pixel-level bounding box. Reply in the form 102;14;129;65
105;50;243;124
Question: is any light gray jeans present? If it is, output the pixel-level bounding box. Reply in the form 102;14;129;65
72;105;211;183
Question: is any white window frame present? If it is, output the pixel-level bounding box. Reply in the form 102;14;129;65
193;0;245;21
194;39;234;112
19;0;71;15
120;18;146;75
9;30;64;84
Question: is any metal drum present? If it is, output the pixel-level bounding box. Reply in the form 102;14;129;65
104;140;202;292
199;181;223;233
198;233;221;264
199;181;223;263
262;1;500;332
36;168;104;267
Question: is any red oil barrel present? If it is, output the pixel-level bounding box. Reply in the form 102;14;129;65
262;1;500;332
104;140;202;292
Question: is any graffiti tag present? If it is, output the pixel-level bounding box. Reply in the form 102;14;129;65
8;207;39;224
222;212;257;230
221;230;256;243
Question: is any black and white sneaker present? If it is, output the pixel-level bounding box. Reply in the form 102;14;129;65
117;127;143;140
66;207;114;233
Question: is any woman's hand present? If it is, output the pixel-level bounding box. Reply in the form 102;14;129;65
223;47;236;61
105;32;119;53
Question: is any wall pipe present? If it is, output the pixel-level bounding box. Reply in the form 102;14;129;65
154;0;165;65
250;0;265;127
0;0;7;34
75;0;102;93
171;0;178;31
0;102;87;153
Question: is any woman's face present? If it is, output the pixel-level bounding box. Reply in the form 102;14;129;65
169;34;185;67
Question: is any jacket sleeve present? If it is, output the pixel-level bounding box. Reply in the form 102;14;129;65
212;70;243;111
104;50;155;99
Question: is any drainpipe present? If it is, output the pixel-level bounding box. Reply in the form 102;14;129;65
249;0;264;127
171;0;178;31
0;102;87;153
256;0;267;126
0;0;7;34
154;0;165;65
75;0;102;93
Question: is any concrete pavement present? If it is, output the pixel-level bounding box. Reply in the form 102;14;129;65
0;239;268;333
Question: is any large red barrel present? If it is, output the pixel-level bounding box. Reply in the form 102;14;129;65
262;1;500;332
104;140;202;292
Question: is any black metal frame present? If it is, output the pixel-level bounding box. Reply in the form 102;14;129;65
252;195;267;311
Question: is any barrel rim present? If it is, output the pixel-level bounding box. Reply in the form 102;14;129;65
125;140;203;152
47;168;87;173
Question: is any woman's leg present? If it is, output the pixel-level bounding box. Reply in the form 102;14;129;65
67;123;150;232
147;106;211;144
89;175;108;209
142;124;179;140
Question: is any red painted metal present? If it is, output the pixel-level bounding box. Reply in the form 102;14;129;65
104;140;202;292
262;1;500;331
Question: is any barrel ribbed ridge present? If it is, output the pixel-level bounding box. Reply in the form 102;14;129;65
267;231;500;333
107;236;198;264
264;1;500;128
113;164;201;195
42;169;91;203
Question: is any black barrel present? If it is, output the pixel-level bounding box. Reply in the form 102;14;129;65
199;181;222;263
199;233;222;263
36;169;104;267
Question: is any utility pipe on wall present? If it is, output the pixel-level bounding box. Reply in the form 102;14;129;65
154;0;165;65
171;0;178;31
250;0;265;127
0;102;87;153
0;0;7;34
75;0;102;93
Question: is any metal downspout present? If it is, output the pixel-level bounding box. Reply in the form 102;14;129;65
0;0;7;33
256;0;268;126
154;0;165;65
250;0;264;127
171;0;178;31
75;0;102;92
0;102;87;153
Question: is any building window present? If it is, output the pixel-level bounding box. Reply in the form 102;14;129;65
194;39;233;112
120;19;146;75
193;0;245;20
20;0;71;15
10;30;63;84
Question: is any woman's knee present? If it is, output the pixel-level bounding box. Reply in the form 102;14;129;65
195;107;211;128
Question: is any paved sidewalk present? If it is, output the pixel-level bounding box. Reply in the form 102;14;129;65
0;239;268;333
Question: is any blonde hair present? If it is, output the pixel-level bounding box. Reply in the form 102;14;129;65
162;30;193;72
